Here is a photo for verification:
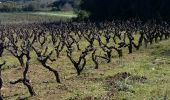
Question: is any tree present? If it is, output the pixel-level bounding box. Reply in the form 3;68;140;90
80;0;170;21
50;0;80;11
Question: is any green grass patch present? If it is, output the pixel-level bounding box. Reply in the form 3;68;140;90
1;37;170;99
0;11;76;24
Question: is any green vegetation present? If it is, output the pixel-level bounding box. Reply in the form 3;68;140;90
80;0;170;21
34;11;77;18
0;11;76;24
0;0;80;12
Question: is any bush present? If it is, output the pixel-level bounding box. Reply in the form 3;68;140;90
22;4;35;11
51;7;60;11
75;10;89;21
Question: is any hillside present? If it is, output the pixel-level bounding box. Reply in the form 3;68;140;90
0;0;78;12
0;0;57;5
0;0;57;2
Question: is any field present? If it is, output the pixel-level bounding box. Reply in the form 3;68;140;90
1;35;170;100
0;12;170;100
34;12;77;18
0;11;76;24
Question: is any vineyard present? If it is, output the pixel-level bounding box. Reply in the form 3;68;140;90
0;20;170;99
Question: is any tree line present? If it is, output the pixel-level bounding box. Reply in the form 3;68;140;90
0;1;42;12
0;0;80;12
80;0;170;21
